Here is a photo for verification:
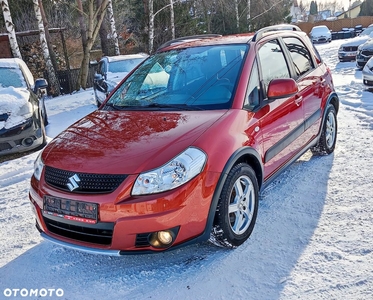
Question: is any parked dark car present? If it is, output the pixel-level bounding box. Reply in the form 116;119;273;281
0;58;48;156
93;54;148;106
356;38;373;69
338;24;373;62
30;25;339;255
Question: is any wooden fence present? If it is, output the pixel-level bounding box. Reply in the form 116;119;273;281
296;16;373;34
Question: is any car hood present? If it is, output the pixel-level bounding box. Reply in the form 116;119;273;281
0;86;30;130
43;110;227;174
360;39;373;49
106;72;128;90
340;36;371;47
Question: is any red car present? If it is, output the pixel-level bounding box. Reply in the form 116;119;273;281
30;25;339;255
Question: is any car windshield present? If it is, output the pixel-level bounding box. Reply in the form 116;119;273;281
108;58;145;73
360;26;373;37
106;44;247;110
0;67;26;88
312;27;329;34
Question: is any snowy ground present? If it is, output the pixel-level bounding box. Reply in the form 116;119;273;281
1;39;372;300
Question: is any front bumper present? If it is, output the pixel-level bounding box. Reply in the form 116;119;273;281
29;170;220;254
356;53;372;69
0;118;44;156
362;70;373;87
338;51;357;61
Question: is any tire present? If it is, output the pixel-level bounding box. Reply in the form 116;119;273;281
210;163;259;248
311;104;337;155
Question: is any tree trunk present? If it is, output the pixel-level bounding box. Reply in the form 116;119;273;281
33;0;60;96
170;0;175;39
77;0;109;89
235;0;239;30
97;0;109;56
1;0;22;59
148;0;154;53
38;0;59;74
107;0;119;55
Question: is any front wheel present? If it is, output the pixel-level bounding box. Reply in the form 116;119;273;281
210;163;259;248
311;104;337;155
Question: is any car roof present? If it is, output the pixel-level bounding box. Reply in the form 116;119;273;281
0;58;24;68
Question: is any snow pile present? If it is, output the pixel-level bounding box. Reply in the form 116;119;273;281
0;86;31;129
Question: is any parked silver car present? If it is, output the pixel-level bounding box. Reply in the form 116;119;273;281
93;53;148;106
310;25;331;43
338;24;373;62
0;58;48;156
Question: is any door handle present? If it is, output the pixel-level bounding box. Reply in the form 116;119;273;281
295;95;303;106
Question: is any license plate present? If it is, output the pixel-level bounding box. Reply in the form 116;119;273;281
43;196;98;224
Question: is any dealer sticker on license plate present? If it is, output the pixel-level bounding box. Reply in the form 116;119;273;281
43;195;98;224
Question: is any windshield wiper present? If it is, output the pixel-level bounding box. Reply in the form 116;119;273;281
143;103;204;111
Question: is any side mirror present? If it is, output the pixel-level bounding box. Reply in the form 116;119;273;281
34;78;48;94
94;73;104;81
267;78;298;100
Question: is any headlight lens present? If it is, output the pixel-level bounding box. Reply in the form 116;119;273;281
33;152;44;181
19;102;33;119
132;147;207;195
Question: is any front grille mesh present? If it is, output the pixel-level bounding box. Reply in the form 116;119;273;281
44;166;127;193
343;46;358;52
362;50;373;57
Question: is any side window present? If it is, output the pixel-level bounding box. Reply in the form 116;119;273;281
283;37;314;78
244;59;260;110
258;39;290;93
98;61;105;76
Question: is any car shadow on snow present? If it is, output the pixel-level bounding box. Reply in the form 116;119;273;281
0;151;334;299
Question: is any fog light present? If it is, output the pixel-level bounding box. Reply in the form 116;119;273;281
149;229;177;249
158;231;173;244
22;137;34;146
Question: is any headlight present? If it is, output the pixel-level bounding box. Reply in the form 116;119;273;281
33;152;44;181
19;102;33;119
132;147;207;195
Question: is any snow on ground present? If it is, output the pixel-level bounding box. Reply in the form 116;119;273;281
0;39;373;300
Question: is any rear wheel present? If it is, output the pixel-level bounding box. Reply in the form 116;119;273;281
311;104;337;155
210;163;259;248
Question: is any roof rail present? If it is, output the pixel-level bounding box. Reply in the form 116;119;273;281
252;24;302;42
157;34;222;51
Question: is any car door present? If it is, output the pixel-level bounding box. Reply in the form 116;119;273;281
282;36;323;144
256;39;305;178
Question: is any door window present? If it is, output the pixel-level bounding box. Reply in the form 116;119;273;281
257;40;290;94
283;37;314;78
244;60;261;110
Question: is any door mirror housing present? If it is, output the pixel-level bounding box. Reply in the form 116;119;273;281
267;78;298;100
34;78;48;94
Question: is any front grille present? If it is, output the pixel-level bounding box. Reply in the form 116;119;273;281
135;233;151;247
43;215;114;245
342;46;358;52
44;166;127;193
362;50;373;57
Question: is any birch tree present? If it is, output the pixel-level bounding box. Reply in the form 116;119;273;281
33;0;60;95
76;0;109;89
107;0;119;55
1;0;22;58
170;0;175;39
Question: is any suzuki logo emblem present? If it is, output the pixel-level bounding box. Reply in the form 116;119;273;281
67;174;81;191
